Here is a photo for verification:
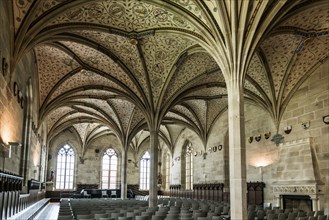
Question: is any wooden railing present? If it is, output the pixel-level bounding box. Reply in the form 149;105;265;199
168;183;225;201
0;172;46;219
0;171;23;219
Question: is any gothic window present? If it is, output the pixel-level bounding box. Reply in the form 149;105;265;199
102;148;118;189
56;144;75;189
140;151;150;190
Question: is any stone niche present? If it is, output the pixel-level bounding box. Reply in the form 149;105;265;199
272;138;323;211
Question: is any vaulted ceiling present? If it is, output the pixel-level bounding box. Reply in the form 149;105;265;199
12;0;329;155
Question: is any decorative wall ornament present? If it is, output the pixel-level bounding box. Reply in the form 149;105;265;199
212;146;217;152
301;121;310;129
271;133;284;146
17;90;23;103
248;136;253;143
284;125;292;134
255;134;261;142
323;115;329;124
13;82;18;96
2;57;8;76
273;185;317;195
20;98;24;109
203;152;207;160
264;132;271;139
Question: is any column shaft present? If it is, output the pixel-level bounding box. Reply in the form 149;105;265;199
149;129;159;207
227;81;247;219
121;149;127;199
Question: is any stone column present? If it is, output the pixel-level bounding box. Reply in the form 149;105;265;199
149;129;159;207
227;80;247;219
121;149;127;199
310;195;319;211
274;194;281;208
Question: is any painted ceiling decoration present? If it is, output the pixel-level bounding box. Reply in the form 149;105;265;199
11;0;329;154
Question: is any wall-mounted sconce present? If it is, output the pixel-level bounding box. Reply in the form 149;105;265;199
255;134;261;142
322;115;329;124
284;125;292;134
264;132;271;139
248;136;253;143
301;121;310;129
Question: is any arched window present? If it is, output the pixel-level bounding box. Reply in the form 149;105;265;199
140;151;150;190
56;144;75;189
102;148;118;189
185;142;193;190
165;153;171;190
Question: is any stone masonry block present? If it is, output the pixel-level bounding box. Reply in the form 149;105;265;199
293;107;304;117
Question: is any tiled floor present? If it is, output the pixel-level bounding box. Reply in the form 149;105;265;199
34;202;60;220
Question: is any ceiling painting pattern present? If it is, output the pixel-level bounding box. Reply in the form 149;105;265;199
280;6;329;30
107;99;135;133
58;41;142;99
71;104;109;121
71;30;149;94
35;45;80;104
188;87;227;97
164;124;186;147
245;53;271;99
48;70;124;104
127;107;147;136
46;106;73;133
13;0;34;33
76;98;121;127
171;105;199;128
164;112;190;125
184;100;207;130
163;52;220;103
71;89;118;98
244;80;263;99
169;0;209;27
49;0;201;33
73;123;91;146
59;112;100;126
140;34;195;104
260;34;300;98
206;99;227;132
283;36;329;100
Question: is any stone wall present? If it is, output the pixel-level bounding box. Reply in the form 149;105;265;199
244;60;329;209
0;0;41;184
